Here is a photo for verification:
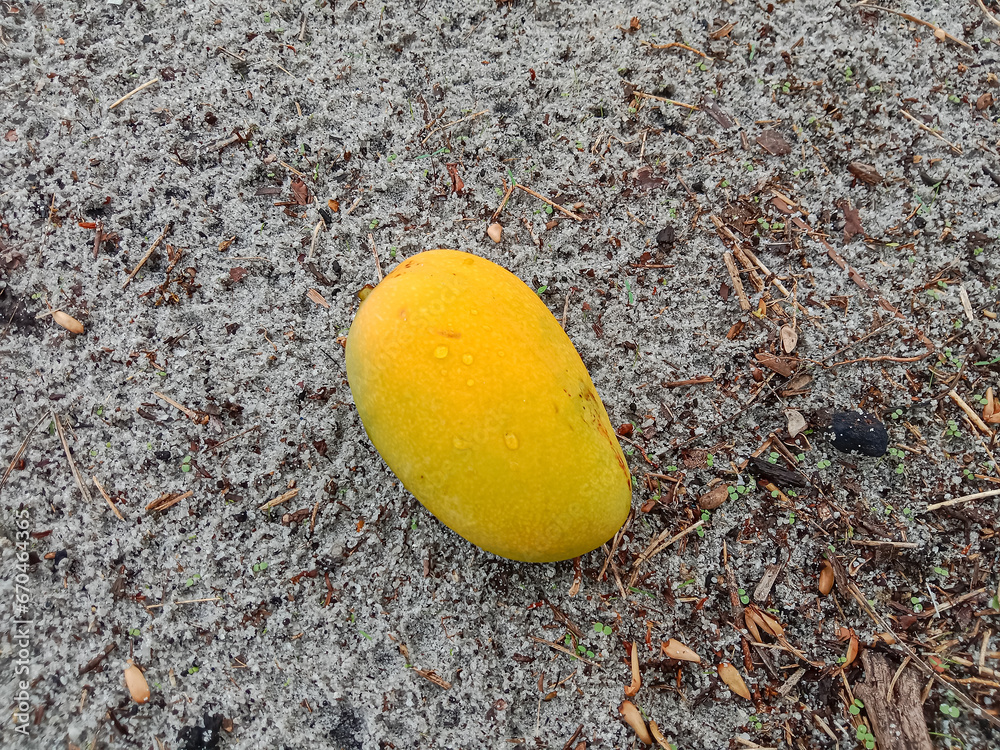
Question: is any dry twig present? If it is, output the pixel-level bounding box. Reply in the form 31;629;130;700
108;77;159;110
123;224;170;288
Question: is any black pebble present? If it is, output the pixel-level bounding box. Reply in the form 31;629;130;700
154;450;171;461
178;713;223;750
830;411;888;457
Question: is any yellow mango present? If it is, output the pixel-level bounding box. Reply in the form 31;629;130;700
345;249;631;562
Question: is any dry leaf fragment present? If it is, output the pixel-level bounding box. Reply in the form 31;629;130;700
756;129;791;156
124;661;150;704
976;92;994;110
327;198;340;212
618;700;653;745
843;633;860;669
744;613;762;643
837;200;864;242
487;223;502;243
779;324;798;354
848;162;884;186
984;387;996;422
413;668;452;689
718;662;751;699
52;310;85;334
306;288;330;308
445;163;464;194
818;561;835;596
649;721;673;750
624;641;642;696
698;485;728;511
755;352;797;377
661;639;701;663
785;408;807;438
745;604;784;638
218;236;235;252
290;178;310;205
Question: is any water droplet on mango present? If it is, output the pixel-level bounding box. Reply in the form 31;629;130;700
462;354;473;365
434;346;449;359
504;433;519;450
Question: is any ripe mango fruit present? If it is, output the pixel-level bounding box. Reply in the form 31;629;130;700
345;249;631;562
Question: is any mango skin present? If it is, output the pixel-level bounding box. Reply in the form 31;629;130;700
345;249;631;562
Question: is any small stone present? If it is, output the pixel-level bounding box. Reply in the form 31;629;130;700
487;223;502;243
830;411;888;457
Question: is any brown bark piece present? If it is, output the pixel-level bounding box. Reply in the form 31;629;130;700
854;650;932;750
848;161;884;185
757;129;791;155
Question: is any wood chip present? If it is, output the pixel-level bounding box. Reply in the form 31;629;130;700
723;251;750;311
855;650;932;750
259;487;299;511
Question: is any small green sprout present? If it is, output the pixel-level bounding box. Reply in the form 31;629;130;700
593;622;613;636
738;588;750;605
856;723;875;750
706;454;715;468
940;693;961;718
181;455;192;473
849;698;864;716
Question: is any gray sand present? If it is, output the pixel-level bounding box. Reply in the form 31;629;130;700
2;1;999;748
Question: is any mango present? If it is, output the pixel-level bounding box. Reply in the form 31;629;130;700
345;249;631;562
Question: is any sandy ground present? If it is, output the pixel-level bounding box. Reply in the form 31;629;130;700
2;1;1000;748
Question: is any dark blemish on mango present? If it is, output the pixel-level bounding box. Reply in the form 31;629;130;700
436;330;461;339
